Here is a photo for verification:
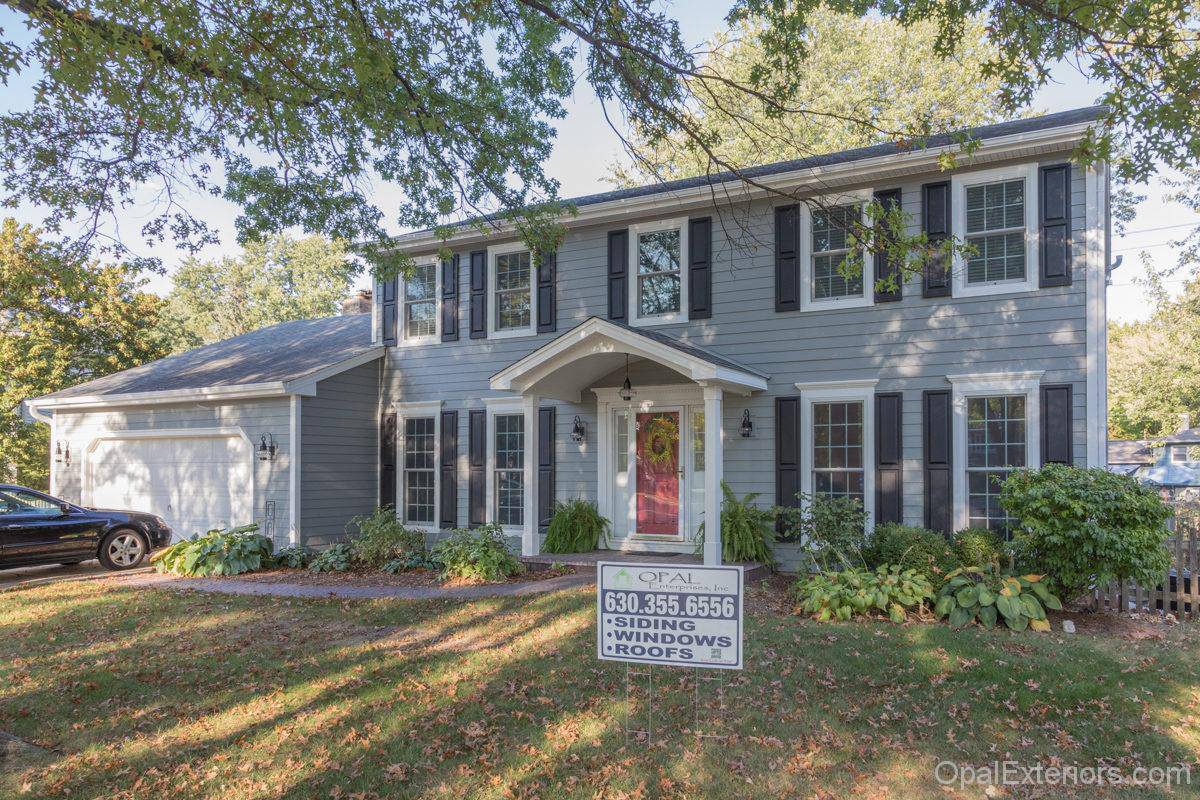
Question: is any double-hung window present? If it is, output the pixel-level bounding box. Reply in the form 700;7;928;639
796;380;877;520
628;218;688;325
487;244;535;338
493;413;525;527
403;259;438;341
402;416;436;525
951;165;1038;296
800;196;872;311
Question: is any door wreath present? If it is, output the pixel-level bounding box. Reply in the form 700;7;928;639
643;415;679;467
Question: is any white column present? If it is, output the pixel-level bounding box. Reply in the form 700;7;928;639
522;393;539;557
702;385;723;565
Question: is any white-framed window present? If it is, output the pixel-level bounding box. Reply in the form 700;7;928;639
487;242;536;339
1170;445;1199;464
628;217;688;326
795;379;877;521
799;192;873;311
948;372;1042;534
396;402;441;529
484;398;530;533
951;164;1039;297
402;256;440;343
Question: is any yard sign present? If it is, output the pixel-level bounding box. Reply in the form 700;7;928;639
596;562;743;670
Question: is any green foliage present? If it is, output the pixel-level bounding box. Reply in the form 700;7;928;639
346;507;427;569
934;564;1062;632
382;552;443;574
271;546;311;569
433;524;522;583
695;483;776;565
150;525;272;577
865;524;961;584
542;499;611;554
1001;465;1173;601
777;493;869;571
793;565;934;623
308;543;354;573
953;528;1008;568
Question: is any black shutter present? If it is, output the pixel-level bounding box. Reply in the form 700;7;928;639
775;205;800;311
380;412;397;509
536;250;556;333
468;410;486;526
1039;164;1073;287
923;390;953;533
468;250;487;339
441;255;459;342
538;406;556;533
922;182;951;298
875;392;903;525
688;216;712;319
381;277;398;345
607;229;628;321
1041;384;1074;465
873;188;903;303
439;410;458;528
775;396;802;538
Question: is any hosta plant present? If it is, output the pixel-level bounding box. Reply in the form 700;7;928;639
382;552;442;574
793;565;934;623
271;545;311;569
151;525;272;577
935;564;1063;632
308;543;354;573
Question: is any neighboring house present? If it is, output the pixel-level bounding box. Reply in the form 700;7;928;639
28;107;1111;567
1108;419;1200;506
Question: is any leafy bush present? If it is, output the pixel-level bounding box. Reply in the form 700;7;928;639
1001;464;1173;601
934;564;1062;632
433;524;522;583
777;493;869;570
543;499;610;553
347;507;427;568
695;482;775;564
865;523;961;583
793;565;934;623
953;528;1007;568
308;543;354;573
382;551;442;574
151;524;272;577
271;545;311;569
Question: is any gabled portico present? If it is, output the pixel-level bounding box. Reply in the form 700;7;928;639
490;318;768;565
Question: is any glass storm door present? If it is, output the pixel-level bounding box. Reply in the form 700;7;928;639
635;411;681;536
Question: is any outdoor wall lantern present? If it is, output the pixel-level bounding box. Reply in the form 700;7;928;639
619;354;635;402
54;441;71;466
739;410;754;438
257;433;278;462
570;415;587;443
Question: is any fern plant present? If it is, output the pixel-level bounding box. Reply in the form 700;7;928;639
694;482;775;565
543;499;611;553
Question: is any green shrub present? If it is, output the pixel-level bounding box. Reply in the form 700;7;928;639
308;543;354;573
347;507;426;568
934;564;1062;632
792;565;934;623
865;523;961;583
272;545;311;569
1001;464;1173;601
151;524;272;577
433;524;522;583
543;499;610;553
382;552;442;574
953;528;1007;568
695;482;775;564
777;493;868;571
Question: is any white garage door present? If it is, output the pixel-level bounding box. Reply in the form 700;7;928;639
86;434;253;541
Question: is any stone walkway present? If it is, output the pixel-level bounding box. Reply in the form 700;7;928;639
118;570;594;600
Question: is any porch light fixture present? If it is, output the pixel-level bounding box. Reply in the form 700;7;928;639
257;433;278;462
739;410;753;438
619;354;634;402
54;441;70;466
570;415;587;443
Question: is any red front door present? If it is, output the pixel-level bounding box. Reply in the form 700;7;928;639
635;412;680;535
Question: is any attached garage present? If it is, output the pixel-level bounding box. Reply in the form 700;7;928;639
26;314;383;549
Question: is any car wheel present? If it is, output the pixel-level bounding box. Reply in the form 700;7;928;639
98;529;148;570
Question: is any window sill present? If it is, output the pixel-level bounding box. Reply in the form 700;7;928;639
954;278;1038;298
628;313;689;328
800;294;873;312
488;327;538;340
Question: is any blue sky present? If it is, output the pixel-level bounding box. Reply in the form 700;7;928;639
2;1;1195;322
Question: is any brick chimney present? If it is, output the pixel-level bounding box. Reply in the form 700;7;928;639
341;289;372;316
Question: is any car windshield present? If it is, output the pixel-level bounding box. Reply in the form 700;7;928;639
0;489;62;517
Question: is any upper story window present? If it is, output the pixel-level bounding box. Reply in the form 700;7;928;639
487;244;536;338
1170;445;1199;463
404;260;438;341
799;195;872;312
951;165;1038;297
628;218;688;326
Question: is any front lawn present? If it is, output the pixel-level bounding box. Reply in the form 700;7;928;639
1;579;1198;799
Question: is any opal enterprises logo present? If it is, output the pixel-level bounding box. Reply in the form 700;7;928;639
633;569;732;593
935;760;1193;790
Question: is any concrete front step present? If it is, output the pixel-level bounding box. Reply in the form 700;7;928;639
520;550;771;583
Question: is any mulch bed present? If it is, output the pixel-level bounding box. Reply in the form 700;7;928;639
226;564;576;589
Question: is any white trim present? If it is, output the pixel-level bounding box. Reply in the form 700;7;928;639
394;400;444;415
799;384;876;527
950;163;1039;298
289;397;301;545
794;378;880;392
486;241;537;340
948;372;1042;532
1085;163;1108;467
283;349;386;395
799;190;874;312
397;255;441;346
484;398;531;540
396;403;442;532
628;216;689;327
702;386;723;565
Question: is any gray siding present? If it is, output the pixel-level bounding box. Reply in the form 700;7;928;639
300;359;381;547
382;153;1093;564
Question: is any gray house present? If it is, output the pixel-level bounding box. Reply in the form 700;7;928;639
28;107;1112;566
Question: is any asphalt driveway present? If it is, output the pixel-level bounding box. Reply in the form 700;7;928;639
0;561;150;591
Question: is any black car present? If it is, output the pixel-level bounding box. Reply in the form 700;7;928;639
0;485;173;571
